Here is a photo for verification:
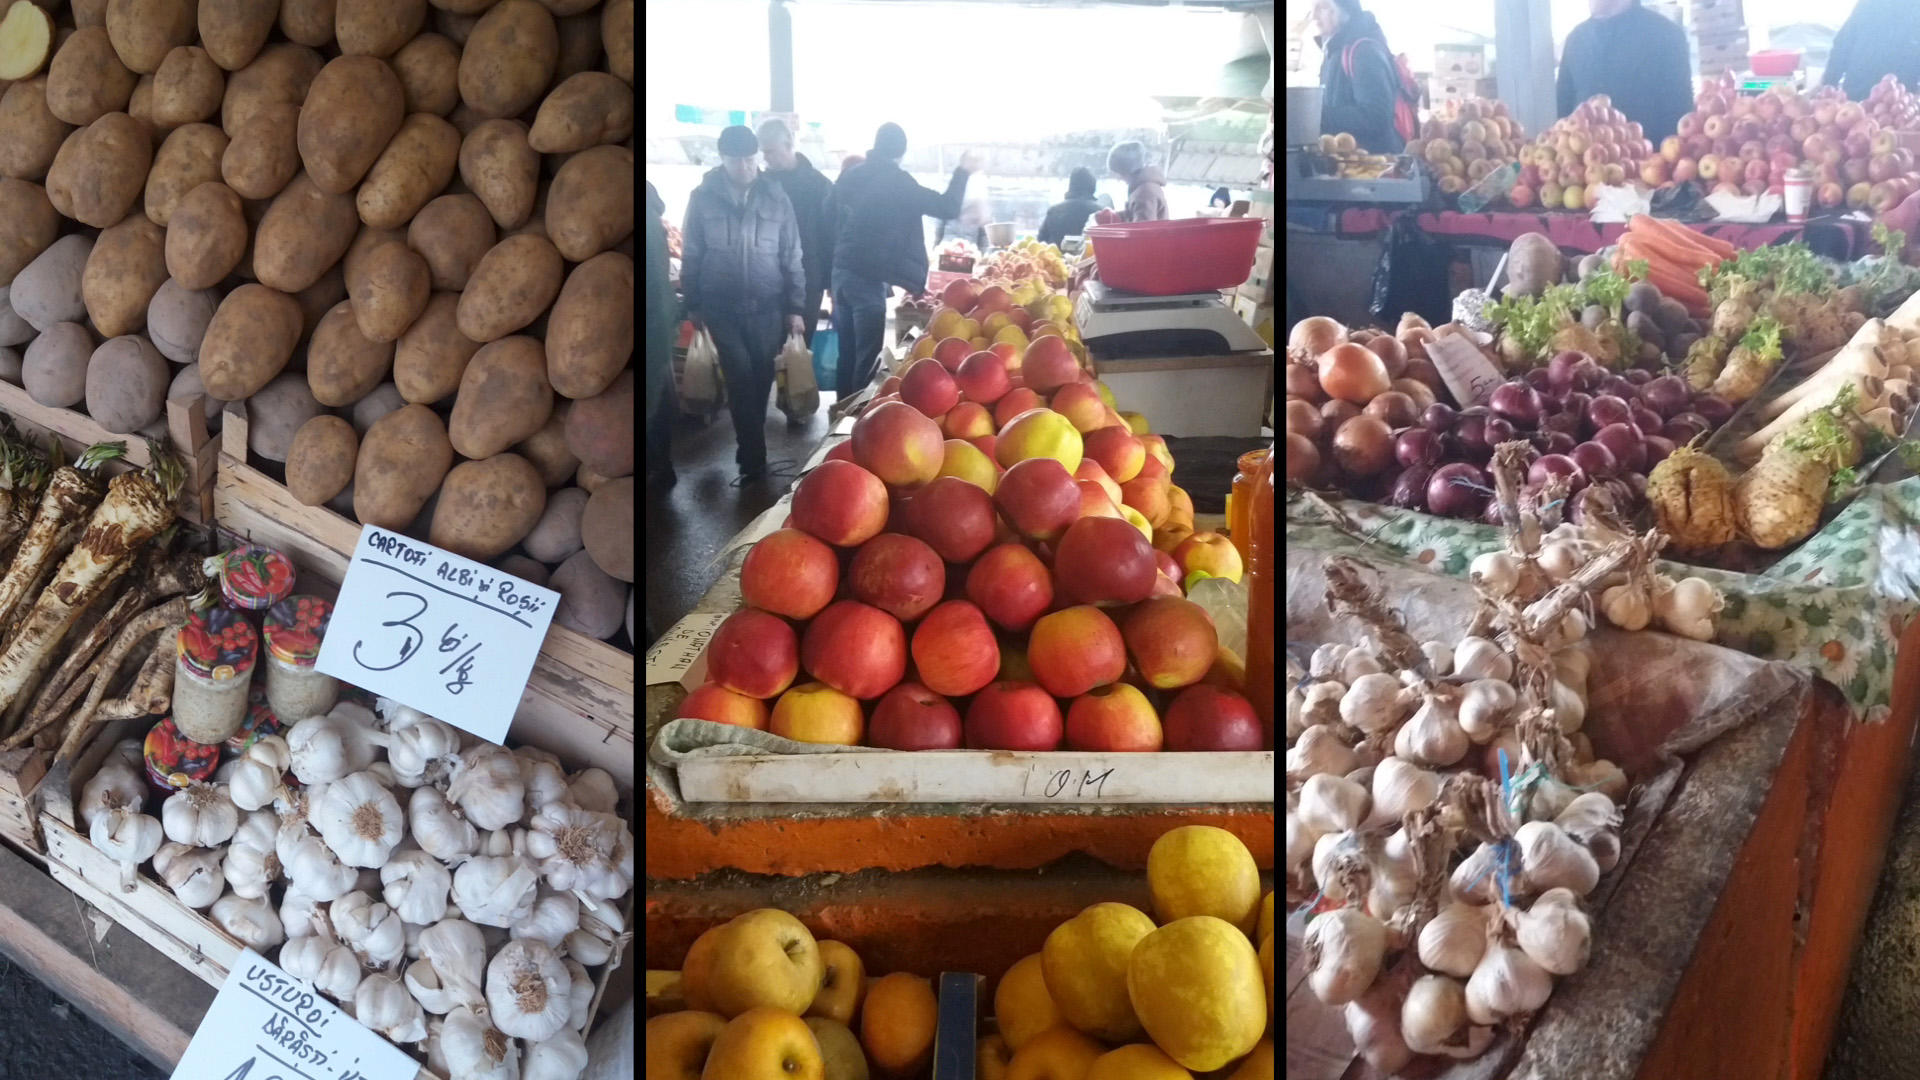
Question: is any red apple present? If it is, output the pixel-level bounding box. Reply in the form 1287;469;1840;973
849;533;945;622
964;681;1064;751
1065;683;1164;752
1672;158;1698;183
852;401;947;489
992;387;1044;429
900;357;960;419
1120;597;1219;690
941;278;980;312
995;458;1081;542
868;681;963;751
707;609;800;699
1676;114;1701;138
740;528;839;620
800;600;907;700
1163;685;1266;751
941;401;995;441
791;460;889;547
1053;516;1157;606
1027;605;1127;698
1742;158;1769;184
1022;336;1080;394
906;476;998;564
676;683;770;730
966;542;1054;632
956;351;1012;405
931;336;973;372
911;600;1000;697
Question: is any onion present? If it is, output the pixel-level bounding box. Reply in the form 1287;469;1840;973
1288;315;1347;360
1529;453;1582;489
1285;399;1323;441
1559;391;1593;421
1691;394;1735;426
1662;413;1709;443
1532;430;1577;456
1572;360;1606;392
1593;423;1647;473
1365;391;1420;429
1630;404;1664;437
1322;399;1362;428
1644;434;1677;464
1597;375;1637;400
1489;382;1544;427
1332;415;1395;477
1640;375;1691;418
1523;367;1555;394
1571;441;1619;480
1482;416;1516;447
1401;329;1435;361
1286;432;1321;483
1624;367;1656;385
1392;378;1438;411
1587;394;1633;432
1427;463;1490;519
1396;312;1432;336
1623;472;1649;498
1547;351;1590;389
1395;428;1443;469
1364;335;1409;378
1540;411;1581;439
1453;414;1492;462
1403;358;1441;387
1285;364;1325;403
1389;466;1433;509
1421;403;1458;431
1319;343;1393;404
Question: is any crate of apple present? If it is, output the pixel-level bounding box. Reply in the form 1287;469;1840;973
1510;95;1656;212
1406;97;1528;201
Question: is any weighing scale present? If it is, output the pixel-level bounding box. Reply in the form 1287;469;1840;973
1734;71;1806;96
1074;280;1269;358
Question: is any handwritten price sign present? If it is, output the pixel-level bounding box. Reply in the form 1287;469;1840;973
171;949;418;1080
317;526;559;743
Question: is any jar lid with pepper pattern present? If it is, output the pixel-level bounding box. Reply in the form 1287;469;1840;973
145;716;220;793
218;545;296;611
264;595;332;668
178;606;258;681
225;683;285;756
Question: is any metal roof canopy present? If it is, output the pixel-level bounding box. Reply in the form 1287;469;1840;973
782;0;1268;9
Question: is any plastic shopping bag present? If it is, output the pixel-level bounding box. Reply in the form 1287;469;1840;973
776;333;819;420
681;326;724;415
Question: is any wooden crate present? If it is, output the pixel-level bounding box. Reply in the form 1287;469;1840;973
0;713;140;855
211;403;636;788
0;382;218;525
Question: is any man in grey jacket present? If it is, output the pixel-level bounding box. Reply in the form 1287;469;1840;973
681;125;807;482
1108;140;1169;223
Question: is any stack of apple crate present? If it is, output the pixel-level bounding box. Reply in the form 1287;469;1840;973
1234;191;1275;347
1690;0;1749;79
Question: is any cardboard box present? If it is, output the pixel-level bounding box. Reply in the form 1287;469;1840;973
1434;44;1486;78
1250;245;1273;281
1689;0;1745;36
1428;76;1500;109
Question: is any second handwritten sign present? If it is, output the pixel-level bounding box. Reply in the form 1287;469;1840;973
317;526;560;743
170;948;418;1080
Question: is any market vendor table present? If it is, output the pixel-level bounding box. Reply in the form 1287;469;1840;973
1326;207;1873;261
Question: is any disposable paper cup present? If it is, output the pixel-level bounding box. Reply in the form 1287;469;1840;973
1784;170;1812;224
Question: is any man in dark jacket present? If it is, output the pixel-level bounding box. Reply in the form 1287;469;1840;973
681;125;807;482
757;118;833;355
1822;0;1920;102
825;122;975;400
1107;140;1170;222
644;181;677;491
1556;0;1693;143
1038;167;1101;247
1313;0;1405;154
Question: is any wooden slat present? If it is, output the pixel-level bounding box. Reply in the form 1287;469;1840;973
676;748;1276;804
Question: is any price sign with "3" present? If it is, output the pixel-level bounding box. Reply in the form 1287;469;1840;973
317;526;560;742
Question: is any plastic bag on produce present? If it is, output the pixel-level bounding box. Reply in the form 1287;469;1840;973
681;327;724;413
1588;183;1650;224
775;333;819;420
1368;213;1452;329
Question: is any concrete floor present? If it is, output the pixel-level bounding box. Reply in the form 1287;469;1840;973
0;955;165;1078
1827;762;1920;1078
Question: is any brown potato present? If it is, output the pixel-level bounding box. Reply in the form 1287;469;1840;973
72;0;108;28
354;403;452;528
429;452;546;561
221;43;322;135
125;74;162;139
457;1;556;120
546;145;633;262
356;112;460;229
220;102;299;200
278;0;337;50
457;118;537;230
602;0;632;84
532;0;597;15
246;372;324;462
563;367;632;478
292;260;347;346
197;0;278;72
45;112;152;227
514;398;575;487
0;177;56;287
346;239;429;343
143;121;227;225
336;0;426;58
406;193;493;290
285;414;358;506
164;182;246;290
393;292;478;404
456;234;561;343
45;26;134;126
546;252;632;399
147;278;219;363
581;475;632;582
85;334;169;433
0;77;72;180
297;56;404;195
150;46;223;127
252;172;357;293
527;72;631;155
448;335;553;459
432;8;480;46
553;10;602;81
199;282;302;400
82;214;167;337
104;0;196;75
389;32;458;116
307;300;394;407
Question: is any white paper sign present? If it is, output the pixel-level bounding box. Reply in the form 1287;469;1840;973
171;949;419;1080
644;611;728;689
316;526;559;743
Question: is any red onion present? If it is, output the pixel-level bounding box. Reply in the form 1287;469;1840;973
1548;351;1591;389
1453;414;1493;462
1490;382;1545;427
1523;368;1556;395
1630;404;1665;436
1594;422;1648;473
1663;413;1709;443
1395;427;1443;469
1482;416;1517;446
1587;394;1633;432
1691;394;1735;427
1597;375;1637;400
1624;368;1655;386
1560;391;1593;421
1529;453;1581;488
1532;430;1577;456
1427;463;1490;519
1389;466;1433;509
1623;472;1649;498
1540;412;1582;438
1421;402;1458;431
1572;440;1619;480
1644;434;1677;464
1639;375;1692;417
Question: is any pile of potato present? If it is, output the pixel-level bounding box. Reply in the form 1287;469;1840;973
0;0;636;646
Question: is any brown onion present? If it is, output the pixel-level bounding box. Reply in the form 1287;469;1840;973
1321;399;1362;428
1403;358;1442;388
1286;432;1321;483
1288;315;1347;361
1318;342;1393;404
1396;312;1432;337
1285;363;1325;403
1332;414;1394;477
1285;398;1324;441
1349;327;1380;344
1401;327;1435;361
1364;391;1419;429
1392;378;1438;411
1363;334;1409;378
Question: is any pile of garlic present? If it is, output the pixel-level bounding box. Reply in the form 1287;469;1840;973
76;698;633;1080
1473;523;1726;640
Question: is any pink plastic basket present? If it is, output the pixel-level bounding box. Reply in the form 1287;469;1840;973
1084;218;1266;295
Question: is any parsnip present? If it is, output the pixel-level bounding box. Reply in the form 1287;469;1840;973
1757;320;1893;420
1739;370;1887;463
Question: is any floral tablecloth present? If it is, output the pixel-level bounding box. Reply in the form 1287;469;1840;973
1288;476;1920;720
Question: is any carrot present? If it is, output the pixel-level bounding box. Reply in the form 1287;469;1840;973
1632;215;1731;264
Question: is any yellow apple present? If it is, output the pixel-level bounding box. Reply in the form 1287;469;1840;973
1226;1039;1274;1080
1258;933;1274;1026
805;1017;871;1080
936;438;1000;493
994;953;1064;1051
682;928;722;1011
995;408;1084;473
909;335;940;363
861;972;938;1077
1126;918;1266;1073
1119;505;1153;544
1121;411;1149;435
1087;1043;1194;1080
1007;1026;1107;1080
978;1034;1014;1080
807;940;866;1025
1091;380;1118;411
1041;902;1156;1041
993;324;1030;348
695;909;825;1017
702;1007;827;1080
647;1010;728;1080
1257;893;1273;945
1147;826;1261;935
983;312;1015;336
956;318;981;340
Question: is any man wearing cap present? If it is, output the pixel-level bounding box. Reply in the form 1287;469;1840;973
757;118;834;359
825;122;980;402
680;124;807;482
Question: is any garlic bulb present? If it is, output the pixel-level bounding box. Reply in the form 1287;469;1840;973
1338;648;1385;684
1365;829;1418;921
315;771;406;868
567;769;618;815
287;709;380;786
212;893;287;952
1343;974;1415;1074
1286;684;1309;741
1516;820;1600;897
383;849;454;926
511;888;581;949
1536;539;1583;582
1457;679;1517;744
1309;642;1350;678
161;782;239;847
282;932;362;1002
225;811;283;899
229;757;285;813
249;734;292;773
1553;644;1592;690
1470;550;1522;596
1654;576;1722;641
1567;759;1630;803
518;749;571;822
78;761;146;830
284;830;360;901
448;745;526;832
1299;680;1346;729
564;902;626;969
1286;724;1359;778
1555;792;1623;842
1599;581;1651;630
1547;608;1590;649
562;957;593;1031
282;891;326;940
1517;888;1592;975
1401;974;1468;1055
523;804;633;902
451;854;540;928
1311;831;1357;902
1302;906;1386;1006
1449;842;1504;906
1339;672;1415;733
486;939;573;1041
389;718;463;786
1587;829;1622;872
356;972;429;1045
522;1028;589;1080
420;918;489;1013
153;843;225;909
1418;901;1492;978
1549;679;1587;734
1366;758;1441;829
1465;937;1553;1024
90;808;162;888
406;959;459;1015
1526;777;1580;824
1297;773;1370;835
410;785;480;862
1421;640;1454;677
333;890;407;971
1452;638;1513;682
1395;692;1469;767
437;1005;519;1080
